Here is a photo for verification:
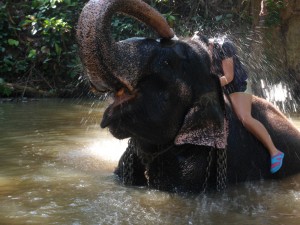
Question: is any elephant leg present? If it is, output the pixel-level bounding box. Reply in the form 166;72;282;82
114;140;147;186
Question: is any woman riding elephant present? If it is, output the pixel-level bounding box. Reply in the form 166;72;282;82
207;36;284;173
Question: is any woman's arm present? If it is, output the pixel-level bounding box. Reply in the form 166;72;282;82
220;57;234;87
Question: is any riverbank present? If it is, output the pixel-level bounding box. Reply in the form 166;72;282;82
0;80;94;100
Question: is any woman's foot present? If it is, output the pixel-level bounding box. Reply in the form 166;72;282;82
270;151;284;174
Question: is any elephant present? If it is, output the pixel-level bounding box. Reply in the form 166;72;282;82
77;0;300;193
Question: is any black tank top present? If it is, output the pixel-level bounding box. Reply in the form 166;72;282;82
212;40;248;83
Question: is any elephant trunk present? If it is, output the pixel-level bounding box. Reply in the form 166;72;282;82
77;0;174;92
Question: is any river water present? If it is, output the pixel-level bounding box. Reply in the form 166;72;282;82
0;99;299;225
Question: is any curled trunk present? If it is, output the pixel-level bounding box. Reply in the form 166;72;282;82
77;0;174;92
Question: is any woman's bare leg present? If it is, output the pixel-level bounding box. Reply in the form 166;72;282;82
229;92;279;156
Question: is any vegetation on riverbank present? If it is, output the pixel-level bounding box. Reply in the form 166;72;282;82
0;0;293;98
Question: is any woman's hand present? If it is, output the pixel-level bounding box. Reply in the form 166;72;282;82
220;76;228;86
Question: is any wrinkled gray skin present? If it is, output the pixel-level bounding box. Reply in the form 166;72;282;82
77;0;300;193
77;0;174;93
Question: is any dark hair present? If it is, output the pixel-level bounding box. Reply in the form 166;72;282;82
211;40;224;75
198;34;209;46
192;31;209;46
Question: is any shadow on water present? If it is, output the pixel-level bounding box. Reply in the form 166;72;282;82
0;99;299;225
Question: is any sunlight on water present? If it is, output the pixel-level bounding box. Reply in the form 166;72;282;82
86;138;128;162
59;135;128;173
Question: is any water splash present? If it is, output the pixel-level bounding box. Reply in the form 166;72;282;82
228;27;299;115
258;80;297;113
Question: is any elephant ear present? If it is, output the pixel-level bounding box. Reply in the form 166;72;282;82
174;88;228;149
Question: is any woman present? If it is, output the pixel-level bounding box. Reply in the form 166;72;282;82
208;37;284;174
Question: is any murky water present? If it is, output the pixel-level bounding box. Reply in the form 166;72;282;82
0;99;299;225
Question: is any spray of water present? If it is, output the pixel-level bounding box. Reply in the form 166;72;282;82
227;24;299;115
193;16;299;115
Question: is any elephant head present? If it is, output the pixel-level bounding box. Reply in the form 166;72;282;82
77;0;174;93
77;0;226;149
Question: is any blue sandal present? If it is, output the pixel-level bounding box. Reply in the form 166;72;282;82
270;151;284;174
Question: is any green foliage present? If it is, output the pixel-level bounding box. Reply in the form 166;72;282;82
0;0;84;91
111;15;150;41
0;0;254;96
0;78;13;96
265;0;285;27
163;12;176;28
7;39;19;46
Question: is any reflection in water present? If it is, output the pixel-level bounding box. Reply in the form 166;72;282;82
0;99;299;225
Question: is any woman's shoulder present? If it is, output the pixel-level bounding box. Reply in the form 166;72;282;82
222;40;235;50
221;39;237;56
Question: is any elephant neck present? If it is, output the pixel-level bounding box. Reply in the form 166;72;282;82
131;138;175;164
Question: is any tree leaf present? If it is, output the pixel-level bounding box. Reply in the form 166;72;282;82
28;49;37;59
215;15;223;22
7;39;19;47
55;43;62;56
